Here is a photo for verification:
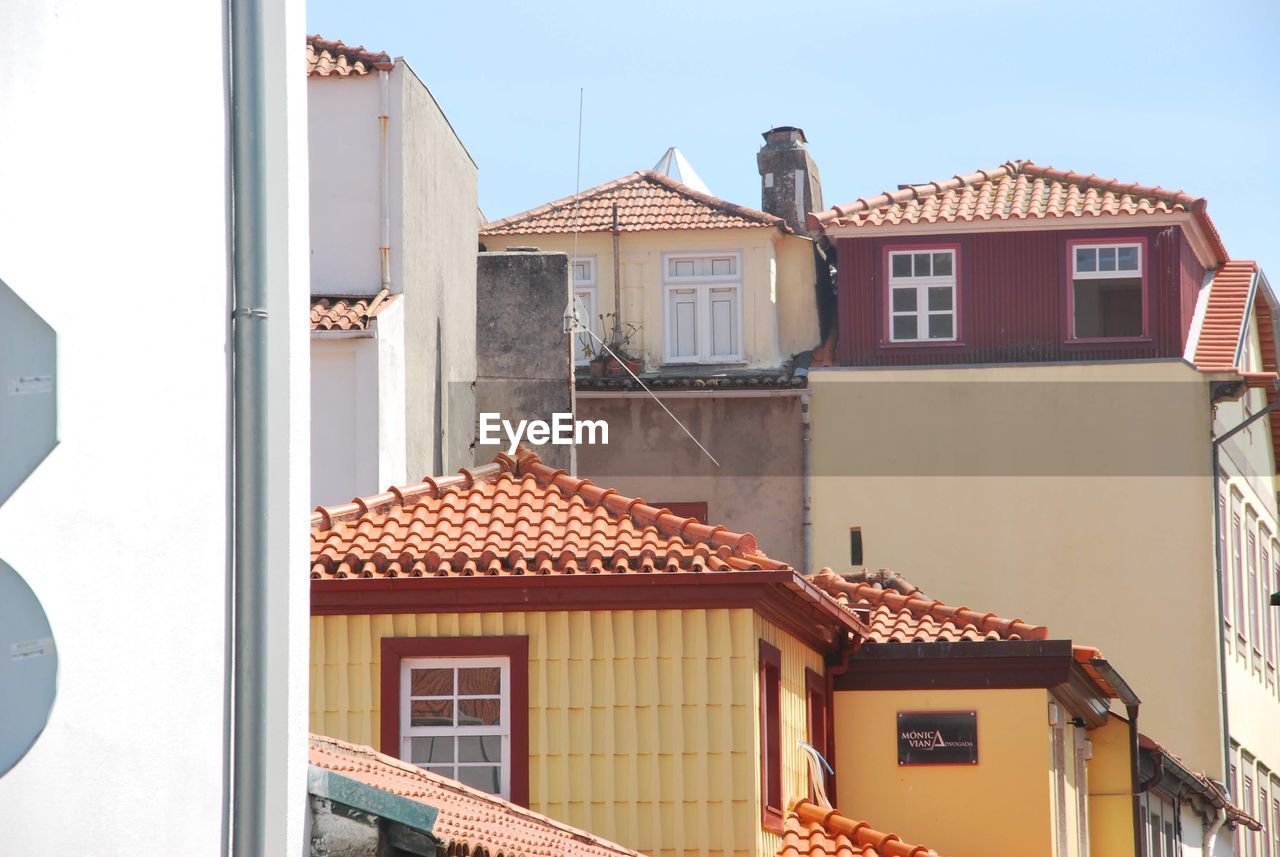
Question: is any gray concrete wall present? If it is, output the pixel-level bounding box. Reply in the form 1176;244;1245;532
474;251;575;471
394;61;478;480
575;394;806;567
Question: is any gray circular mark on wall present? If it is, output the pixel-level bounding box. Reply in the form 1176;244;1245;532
0;276;58;508
0;559;57;777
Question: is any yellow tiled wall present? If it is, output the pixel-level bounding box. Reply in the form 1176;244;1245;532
312;608;824;857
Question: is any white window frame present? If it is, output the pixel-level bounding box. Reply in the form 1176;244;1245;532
571;256;598;364
400;655;511;799
887;248;958;343
662;251;744;364
1069;242;1145;340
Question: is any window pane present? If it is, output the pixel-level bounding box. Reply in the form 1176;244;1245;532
457;765;501;794
1076;247;1096;273
458;667;501;696
932;252;953;277
671;291;697;358
711;257;733;276
928;287;952;311
1117;245;1139;271
672;259;695;277
891;254;911;278
410;736;454;764
1098;246;1117;271
928;315;954;339
411;699;453;727
892;288;916;312
892;316;918;340
913;253;932;277
459;698;502;726
411;668;452;697
573;262;591;283
1073;278;1142;338
458;735;502;763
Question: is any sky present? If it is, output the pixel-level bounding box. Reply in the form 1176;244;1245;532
308;0;1280;277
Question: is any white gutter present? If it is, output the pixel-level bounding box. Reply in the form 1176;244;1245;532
310;328;377;341
378;68;391;291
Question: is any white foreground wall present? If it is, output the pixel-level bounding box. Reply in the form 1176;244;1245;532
0;0;309;853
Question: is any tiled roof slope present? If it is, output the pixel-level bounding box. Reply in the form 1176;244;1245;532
307;35;393;77
780;800;942;857
480;171;790;236
310;735;643;857
311;448;785;578
1137;734;1263;831
811;160;1228;263
810;568;1048;643
311;289;395;332
1193;261;1260;372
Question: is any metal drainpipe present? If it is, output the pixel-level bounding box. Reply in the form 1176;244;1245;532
378;68;391;290
1127;703;1145;856
801;391;812;573
1210;384;1280;797
611;203;621;346
227;0;272;851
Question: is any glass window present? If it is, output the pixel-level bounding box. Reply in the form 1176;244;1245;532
663;253;742;364
1070;242;1144;339
887;248;958;343
401;657;510;798
571;258;598;364
759;640;783;830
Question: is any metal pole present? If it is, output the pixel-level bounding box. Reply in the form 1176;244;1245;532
227;0;271;851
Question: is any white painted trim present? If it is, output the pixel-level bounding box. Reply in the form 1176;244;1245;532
1183;269;1216;362
660;250;745;365
887;248;958;343
1233;270;1262;369
822;211;1220;270
310;328;377;340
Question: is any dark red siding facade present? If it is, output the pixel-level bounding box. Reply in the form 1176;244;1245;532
835;225;1205;366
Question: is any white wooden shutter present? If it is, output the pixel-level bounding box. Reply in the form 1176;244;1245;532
669;288;698;360
708;287;738;359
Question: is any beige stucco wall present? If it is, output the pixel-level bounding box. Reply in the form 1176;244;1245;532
481;228;819;370
810;360;1224;778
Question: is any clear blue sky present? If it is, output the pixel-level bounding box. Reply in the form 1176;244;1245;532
309;0;1280;275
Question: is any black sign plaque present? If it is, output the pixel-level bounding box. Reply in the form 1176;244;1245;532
896;710;978;766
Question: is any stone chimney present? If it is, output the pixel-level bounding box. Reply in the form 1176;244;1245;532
756;126;823;235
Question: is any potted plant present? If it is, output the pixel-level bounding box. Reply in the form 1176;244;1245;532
598;315;643;377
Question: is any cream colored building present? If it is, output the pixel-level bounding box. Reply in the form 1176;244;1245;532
806;159;1280;855
480;150;822;566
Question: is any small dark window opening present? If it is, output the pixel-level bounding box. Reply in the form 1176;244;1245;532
850;528;863;566
805;668;830;802
759;640;783;832
656;501;708;524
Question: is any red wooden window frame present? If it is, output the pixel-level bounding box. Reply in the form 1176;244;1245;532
759;639;783;833
654;501;708;524
1062;236;1151;344
804;668;830;801
380;636;530;807
1233;501;1246;644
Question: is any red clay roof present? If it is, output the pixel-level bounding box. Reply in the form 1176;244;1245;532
311;448;786;579
480;171;790;236
811;160;1227;263
1193;261;1261;372
1137;734;1263;831
809;569;1048;643
306;35;393;77
311;289;395;332
780;800;942;857
310;734;643;857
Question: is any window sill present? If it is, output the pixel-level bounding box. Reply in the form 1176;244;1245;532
762;806;784;835
1063;335;1154;347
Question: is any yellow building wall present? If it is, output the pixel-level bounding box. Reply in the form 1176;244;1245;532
1086;714;1136;857
810;360;1224;779
832;687;1056;856
482;228;819;370
312;608;822;857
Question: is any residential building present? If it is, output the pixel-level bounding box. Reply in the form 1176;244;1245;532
308;36;478;505
477;136;822;565
0;0;309;852
308;733;642;857
306;448;1249;856
805;160;1280;848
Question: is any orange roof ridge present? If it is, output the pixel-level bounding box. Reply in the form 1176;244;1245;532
310;288;395;332
810;567;1048;643
309;734;644;856
480;170;789;237
783;800;943;857
306;35;394;77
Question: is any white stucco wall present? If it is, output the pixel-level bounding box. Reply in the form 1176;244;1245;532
0;1;309;853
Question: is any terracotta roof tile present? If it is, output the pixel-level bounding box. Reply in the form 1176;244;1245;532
311;448;787;579
1193;260;1261;372
779;800;943;857
810;568;1048;643
480;171;790;236
306;35;393;78
311;290;394;332
811;160;1227;263
310;734;643;857
1137;734;1263;831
